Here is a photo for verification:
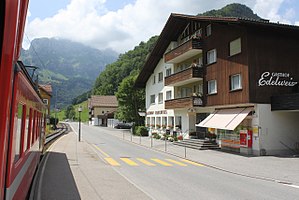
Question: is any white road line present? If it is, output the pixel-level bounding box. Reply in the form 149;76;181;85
286;184;299;189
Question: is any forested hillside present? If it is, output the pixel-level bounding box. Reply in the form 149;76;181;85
92;36;158;95
199;3;262;20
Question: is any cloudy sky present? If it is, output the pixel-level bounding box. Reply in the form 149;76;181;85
24;0;299;53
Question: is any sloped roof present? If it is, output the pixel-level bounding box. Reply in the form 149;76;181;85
89;95;118;108
39;84;53;96
135;13;299;88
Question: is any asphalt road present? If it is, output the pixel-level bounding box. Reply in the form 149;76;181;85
70;123;299;200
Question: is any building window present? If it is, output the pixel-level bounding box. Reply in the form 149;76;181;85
206;24;211;36
207;49;217;65
166;68;172;77
153;75;156;84
43;99;48;105
208;80;217;94
230;74;242;91
150;95;155;104
158;72;163;82
158;93;163;104
166;91;172;100
230;38;241;56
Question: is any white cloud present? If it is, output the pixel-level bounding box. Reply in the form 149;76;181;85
253;0;291;23
24;0;295;53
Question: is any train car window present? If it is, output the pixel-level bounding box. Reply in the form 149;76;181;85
27;108;33;149
14;104;24;162
24;106;29;152
31;110;36;144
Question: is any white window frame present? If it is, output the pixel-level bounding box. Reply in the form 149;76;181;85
158;93;163;104
158;72;163;82
166;90;172;100
207;49;217;65
230;74;242;91
166;68;172;77
150;94;155;104
230;38;241;56
208;80;217;94
43;99;48;105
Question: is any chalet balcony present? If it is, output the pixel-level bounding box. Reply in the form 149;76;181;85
164;38;202;63
165;66;203;86
165;96;204;109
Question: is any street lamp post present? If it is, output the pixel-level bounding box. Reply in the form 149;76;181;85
78;106;82;141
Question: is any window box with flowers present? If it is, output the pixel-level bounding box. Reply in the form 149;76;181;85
167;125;173;130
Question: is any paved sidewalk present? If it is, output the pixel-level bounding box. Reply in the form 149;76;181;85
104;127;299;186
32;131;151;200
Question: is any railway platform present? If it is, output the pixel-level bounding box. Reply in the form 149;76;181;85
30;131;151;200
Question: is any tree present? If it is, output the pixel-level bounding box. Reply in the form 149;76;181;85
115;74;145;125
65;105;76;120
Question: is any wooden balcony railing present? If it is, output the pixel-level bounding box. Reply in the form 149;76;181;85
165;96;203;109
164;38;202;63
165;66;203;86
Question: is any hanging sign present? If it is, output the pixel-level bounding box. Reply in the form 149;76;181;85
258;72;298;87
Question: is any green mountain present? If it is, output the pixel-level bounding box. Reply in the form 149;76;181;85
21;38;118;108
199;3;262;20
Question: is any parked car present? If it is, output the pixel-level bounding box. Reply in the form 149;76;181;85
114;123;132;129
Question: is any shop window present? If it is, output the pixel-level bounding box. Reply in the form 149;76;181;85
207;49;217;65
158;72;163;82
208;80;217;94
150;95;155;104
14;104;24;162
230;74;242;91
230;38;241;56
158;93;163;104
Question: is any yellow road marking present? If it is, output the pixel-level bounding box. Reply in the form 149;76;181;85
181;159;204;166
151;159;172;166
166;159;187;166
136;158;156;166
93;144;110;157
105;158;120;166
120;158;139;166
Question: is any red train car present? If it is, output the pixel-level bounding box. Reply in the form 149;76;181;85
0;0;46;199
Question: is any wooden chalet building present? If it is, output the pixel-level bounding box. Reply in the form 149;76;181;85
135;13;299;156
88;95;118;126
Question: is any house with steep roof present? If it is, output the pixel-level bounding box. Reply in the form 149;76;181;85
39;84;52;117
135;13;299;156
88;95;118;126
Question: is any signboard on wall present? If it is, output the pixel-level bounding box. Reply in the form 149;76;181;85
258;72;298;87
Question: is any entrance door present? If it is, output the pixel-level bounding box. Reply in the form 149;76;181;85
196;113;208;139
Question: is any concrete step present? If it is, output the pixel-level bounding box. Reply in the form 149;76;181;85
173;139;220;150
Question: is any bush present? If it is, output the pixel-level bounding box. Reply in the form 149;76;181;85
135;126;149;136
153;133;161;139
